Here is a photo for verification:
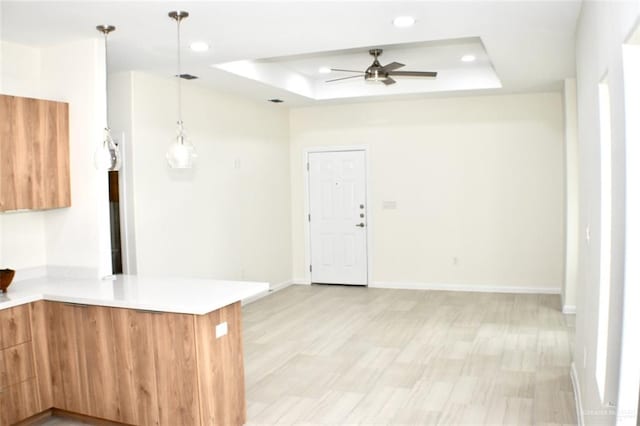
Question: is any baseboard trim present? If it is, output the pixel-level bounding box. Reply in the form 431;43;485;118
292;278;311;285
570;362;585;426
370;281;561;294
242;280;294;305
563;305;577;314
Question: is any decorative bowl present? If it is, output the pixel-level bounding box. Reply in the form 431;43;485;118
0;269;16;293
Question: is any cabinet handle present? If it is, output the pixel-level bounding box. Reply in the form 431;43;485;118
61;302;89;308
134;309;164;315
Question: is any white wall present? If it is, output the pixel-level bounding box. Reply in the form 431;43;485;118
111;72;292;287
290;93;565;291
0;41;48;272
0;39;111;278
564;78;579;313
574;1;640;424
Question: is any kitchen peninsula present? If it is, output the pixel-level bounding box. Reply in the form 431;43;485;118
0;275;268;425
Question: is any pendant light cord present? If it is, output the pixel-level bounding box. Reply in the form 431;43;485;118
176;16;183;127
104;31;110;131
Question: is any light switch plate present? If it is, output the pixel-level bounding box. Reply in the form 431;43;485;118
216;321;228;338
383;200;397;210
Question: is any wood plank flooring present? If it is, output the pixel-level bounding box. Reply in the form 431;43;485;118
42;284;576;425
243;284;576;425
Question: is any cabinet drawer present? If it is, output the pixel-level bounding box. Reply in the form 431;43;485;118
0;305;31;349
0;378;40;425
0;342;35;389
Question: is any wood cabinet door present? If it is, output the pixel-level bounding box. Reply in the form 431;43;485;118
152;311;201;426
46;302;91;414
0;94;70;211
0;304;31;349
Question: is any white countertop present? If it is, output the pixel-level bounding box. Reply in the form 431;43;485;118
0;275;269;315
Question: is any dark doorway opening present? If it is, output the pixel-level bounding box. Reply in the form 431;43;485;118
109;171;123;274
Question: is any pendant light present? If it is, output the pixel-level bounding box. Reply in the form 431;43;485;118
94;25;121;171
166;10;197;169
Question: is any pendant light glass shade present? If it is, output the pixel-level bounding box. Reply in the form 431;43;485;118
166;11;197;169
166;121;197;168
95;24;121;171
94;127;121;170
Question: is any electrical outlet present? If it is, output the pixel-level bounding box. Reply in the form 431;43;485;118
215;321;228;338
453;257;459;266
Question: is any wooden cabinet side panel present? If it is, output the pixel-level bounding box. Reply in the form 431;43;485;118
195;302;247;425
153;312;201;426
0;95;17;211
50;101;70;208
30;301;54;411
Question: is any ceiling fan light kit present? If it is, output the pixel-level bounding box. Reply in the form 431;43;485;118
166;10;198;169
327;48;437;85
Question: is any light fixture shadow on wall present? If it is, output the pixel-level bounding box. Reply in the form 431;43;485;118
94;24;121;171
166;10;198;169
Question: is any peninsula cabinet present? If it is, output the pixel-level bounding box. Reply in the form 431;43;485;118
0;94;70;212
1;300;246;426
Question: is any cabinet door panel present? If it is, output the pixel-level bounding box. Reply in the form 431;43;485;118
112;308;161;426
83;306;120;421
0;342;35;389
0;304;32;349
0;379;40;425
153;312;200;426
30;301;53;410
0;95;70;211
47;302;90;413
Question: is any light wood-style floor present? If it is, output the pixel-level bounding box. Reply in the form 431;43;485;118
42;284;576;425
243;284;577;425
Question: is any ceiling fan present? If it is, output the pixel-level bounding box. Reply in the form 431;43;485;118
327;48;438;85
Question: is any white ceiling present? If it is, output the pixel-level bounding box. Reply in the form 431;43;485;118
0;1;582;106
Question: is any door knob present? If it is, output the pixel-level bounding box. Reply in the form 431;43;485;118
356;223;365;228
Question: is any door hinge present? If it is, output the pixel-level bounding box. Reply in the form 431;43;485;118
307;162;309;171
309;265;313;272
308;214;311;222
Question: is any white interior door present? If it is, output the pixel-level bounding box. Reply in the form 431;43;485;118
308;150;368;285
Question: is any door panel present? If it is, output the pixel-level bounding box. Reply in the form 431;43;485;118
309;150;368;285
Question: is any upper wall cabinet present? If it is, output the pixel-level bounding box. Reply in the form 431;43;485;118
0;94;71;211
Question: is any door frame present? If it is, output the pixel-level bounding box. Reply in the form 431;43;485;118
302;145;373;286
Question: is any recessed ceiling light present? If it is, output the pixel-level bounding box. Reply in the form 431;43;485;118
190;41;209;52
461;55;476;63
318;67;332;74
393;16;415;28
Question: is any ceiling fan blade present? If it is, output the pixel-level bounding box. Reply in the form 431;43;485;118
326;75;364;83
330;68;365;74
387;71;438;78
382;77;396;85
380;62;405;72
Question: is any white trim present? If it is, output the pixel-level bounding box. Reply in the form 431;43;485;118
571;362;585;426
302;145;373;286
563;305;577;314
370;281;561;294
241;280;294;305
292;278;311;285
